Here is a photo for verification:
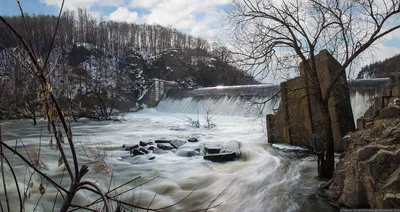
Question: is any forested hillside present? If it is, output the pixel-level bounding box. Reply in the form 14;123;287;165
0;10;256;123
357;54;400;78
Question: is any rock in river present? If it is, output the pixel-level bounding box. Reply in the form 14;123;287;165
203;152;236;162
139;147;149;154
188;138;198;142
155;139;171;144
170;140;186;149
157;143;174;150
204;144;222;154
131;149;145;156
140;141;154;146
221;141;241;158
124;144;139;151
203;141;241;162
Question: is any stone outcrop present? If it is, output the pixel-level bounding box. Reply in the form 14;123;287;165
328;118;400;208
357;75;400;129
267;50;355;152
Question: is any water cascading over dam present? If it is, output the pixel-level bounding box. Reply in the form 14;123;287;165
156;78;389;122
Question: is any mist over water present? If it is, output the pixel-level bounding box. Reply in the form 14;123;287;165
0;82;381;212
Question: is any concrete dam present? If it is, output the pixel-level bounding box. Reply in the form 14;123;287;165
156;78;388;123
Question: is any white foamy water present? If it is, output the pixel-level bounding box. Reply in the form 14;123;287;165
0;110;336;212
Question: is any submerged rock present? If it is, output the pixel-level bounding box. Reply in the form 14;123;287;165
170;140;186;149
176;148;199;157
153;148;168;154
147;146;155;151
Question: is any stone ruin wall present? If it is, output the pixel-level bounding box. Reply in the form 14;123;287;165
267;50;355;152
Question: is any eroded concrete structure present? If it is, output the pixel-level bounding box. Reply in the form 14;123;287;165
267;50;355;152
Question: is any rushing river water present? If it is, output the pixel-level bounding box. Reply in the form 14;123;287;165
0;109;338;212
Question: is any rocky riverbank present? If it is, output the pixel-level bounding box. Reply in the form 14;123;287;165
328;117;400;208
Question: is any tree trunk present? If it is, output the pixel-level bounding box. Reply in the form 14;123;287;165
32;116;37;125
319;101;335;178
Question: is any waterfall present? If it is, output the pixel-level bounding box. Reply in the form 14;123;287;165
157;79;388;120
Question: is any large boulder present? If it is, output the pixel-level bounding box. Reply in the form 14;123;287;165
379;106;400;119
203;141;242;162
328;120;400;208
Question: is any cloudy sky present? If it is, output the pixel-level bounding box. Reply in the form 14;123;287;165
0;0;230;40
1;0;399;77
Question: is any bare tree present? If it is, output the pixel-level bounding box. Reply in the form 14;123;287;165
228;0;400;178
203;103;216;128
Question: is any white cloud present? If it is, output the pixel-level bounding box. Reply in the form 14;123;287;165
129;0;230;39
109;7;138;23
129;0;158;8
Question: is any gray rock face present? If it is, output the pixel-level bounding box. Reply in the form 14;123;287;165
329;121;400;208
379;106;400;119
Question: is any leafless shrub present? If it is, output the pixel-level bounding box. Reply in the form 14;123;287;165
203;103;216;128
183;113;201;128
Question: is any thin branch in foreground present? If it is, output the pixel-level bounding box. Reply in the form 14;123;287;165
0;126;11;212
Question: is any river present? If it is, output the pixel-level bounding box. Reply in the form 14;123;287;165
0;80;383;212
1;109;338;212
